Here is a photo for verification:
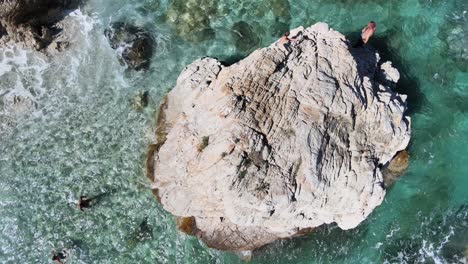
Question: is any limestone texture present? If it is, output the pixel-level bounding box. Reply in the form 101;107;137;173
147;23;411;251
0;0;81;51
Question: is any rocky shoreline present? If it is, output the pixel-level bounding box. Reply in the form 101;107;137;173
0;1;153;70
0;0;82;51
147;23;411;251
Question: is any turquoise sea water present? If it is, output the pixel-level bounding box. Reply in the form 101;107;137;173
0;0;467;263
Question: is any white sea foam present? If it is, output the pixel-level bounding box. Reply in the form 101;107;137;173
418;240;444;264
448;10;467;21
0;9;115;138
0;45;48;133
0;45;46;88
416;226;457;264
385;226;400;239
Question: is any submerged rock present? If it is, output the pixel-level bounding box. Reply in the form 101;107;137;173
383;150;409;187
130;90;149;110
166;0;217;42
446;23;468;64
0;0;80;51
105;23;154;70
269;0;291;21
147;23;411;251
439;4;468;70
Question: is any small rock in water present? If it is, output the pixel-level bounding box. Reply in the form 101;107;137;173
383;150;410;187
131;90;149;110
105;22;154;70
176;216;197;235
136;218;153;241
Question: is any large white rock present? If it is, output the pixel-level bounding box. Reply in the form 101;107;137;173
147;23;411;251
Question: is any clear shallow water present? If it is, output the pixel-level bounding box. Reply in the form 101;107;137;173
0;0;467;263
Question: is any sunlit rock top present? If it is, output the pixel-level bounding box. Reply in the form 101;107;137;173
147;22;411;251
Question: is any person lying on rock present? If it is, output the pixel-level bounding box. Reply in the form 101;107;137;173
77;195;92;211
354;21;376;47
277;30;300;53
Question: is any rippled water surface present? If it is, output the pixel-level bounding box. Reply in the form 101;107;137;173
0;0;467;263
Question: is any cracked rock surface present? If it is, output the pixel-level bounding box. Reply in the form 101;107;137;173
147;23;411;251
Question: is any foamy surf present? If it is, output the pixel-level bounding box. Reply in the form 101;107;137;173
0;8;131;138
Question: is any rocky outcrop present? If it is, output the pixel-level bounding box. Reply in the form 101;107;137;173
0;0;81;51
104;22;154;70
147;23;411;251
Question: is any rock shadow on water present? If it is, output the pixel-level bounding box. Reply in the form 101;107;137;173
230;21;262;53
270;20;290;38
348;30;425;116
218;53;246;67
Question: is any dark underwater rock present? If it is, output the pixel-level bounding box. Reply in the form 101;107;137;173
104;22;154;70
446;23;468;64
